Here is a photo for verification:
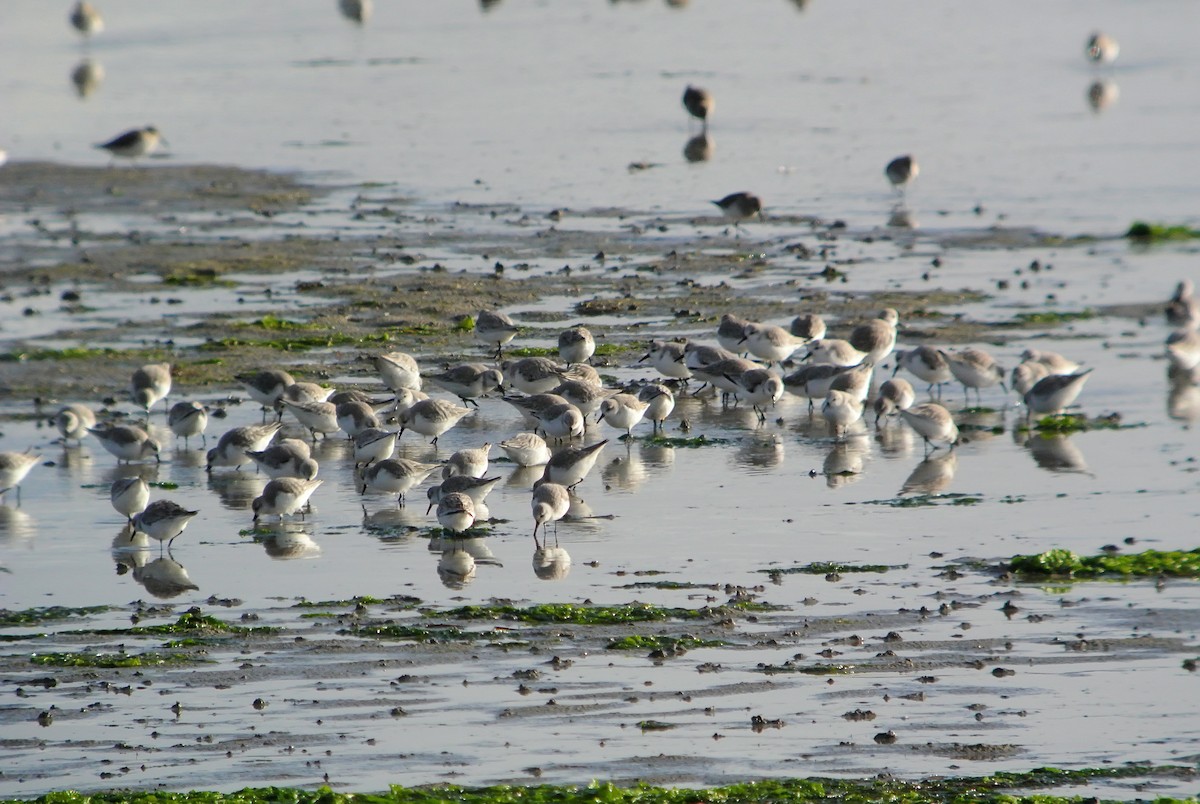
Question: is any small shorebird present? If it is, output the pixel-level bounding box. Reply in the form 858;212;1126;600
1011;361;1051;397
397;398;474;447
281;399;340;441
1165;280;1200;329
1020;348;1081;376
712;192;762;228
541;440;608;489
682;85;713;130
336;399;380;439
1023;370;1094;418
1086;31;1119;64
899;402;959;454
237;369;295;418
474;309;520;358
69;2;104;37
739;323;808;365
945;348;1007;404
205;422;281;472
54;403;97;446
442;442;493;480
552;379;608;420
637;383;675;431
502;357;565;395
783;363;852;411
246;439;318;480
97;126;164;163
373;352;422;394
729;368;783;422
885;155;919;194
133;500;198;552
131;362;171;415
849;309;900;367
424;363;504;407
436;492;476;535
790;313;827;343
1167;328;1200;372
360;458;441;506
639;340;691;382
821;389;864;440
498;432;552;467
558;326;595;366
167;401;208;449
804;338;869;367
90;424;161;463
874;377;916;425
534;402;585;442
893;346;952;396
0;452;40;506
596;394;650;438
110;477;150;523
427;475;501;513
252;478;323;521
716;313;750;354
352;427;398;467
531;480;570;548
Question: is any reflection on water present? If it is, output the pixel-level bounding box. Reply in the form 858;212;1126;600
1025;434;1090;475
437;546;476;589
207;470;268;511
337;0;371;25
1167;375;1200;426
0;505;36;543
887;203;918;229
601;448;647;491
1086;80;1119;113
683;133;714;163
257;523;322;560
361;504;425;537
504;463;544;490
900;451;957;495
70;58;103;98
532;545;571;581
733;434;784;471
823;437;868;488
874;422;914;457
134;556;200;598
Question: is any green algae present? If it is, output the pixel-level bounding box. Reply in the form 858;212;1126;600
0;605;111;627
643;434;731;448
348;623;472;642
29;651;202;668
1126;221;1200;241
503;343;628;359
0;346;122;362
605;634;726;651
1011;309;1096;325
759;562;900;576
294;595;420;609
860;493;982;508
1009;548;1200;579
1020;413;1136;434
441;602;722;625
3;765;1198;803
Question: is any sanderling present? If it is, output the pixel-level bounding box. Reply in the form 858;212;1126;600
790;313;827;343
712;192;762;227
900;451;958;496
71;58;104;98
849;309;899;366
639;339;692;381
874;377;915;425
437;545;476;588
132;499;198;551
893;346;952;395
498;432;552;467
552;379;609;419
0;452;40;506
717;313;750;354
252;478;323;521
54;403;96;445
945;348;1007;404
693;356;758;401
804;339;868;367
131;362;171;415
1086;80;1120;113
359;458;441;505
90;424;161;463
69;2;103;36
885;155;919;193
167;401;208;449
1021;348;1080;376
97;126;163;163
398;398;474;447
474;309;520;358
898;402;959;453
339;0;372;24
560;362;603;388
246;439;317;480
596;393;651;437
387;387;430;420
336;399;380;438
1086;31;1119;64
558;326;595;366
373;352;422;393
729;367;783;421
531;480;571;548
1023;370;1093;417
502;357;565;395
822;389;865;440
502;392;570;429
783;363;852;410
281;399;340;441
637;383;675;431
236;368;295;417
1011;361;1051;397
281;381;334;405
739;323;808;365
535;401;586;442
427;475;502;512
205;422;281;472
110;477;150;523
829;361;874;404
1166;280;1199;329
436;492;476;534
541;440;608;488
352;427;398;467
424;363;504;407
682;85;713;130
443;442;493;479
1167;328;1200;371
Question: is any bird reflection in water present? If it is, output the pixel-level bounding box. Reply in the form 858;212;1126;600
437;547;476;589
1167;372;1200;426
1086;80;1119;113
887;203;918;230
361;504;424;537
120;544;199;598
823;437;868;488
1024;434;1090;475
533;545;572;581
683;133;714;164
601;450;647;491
0;505;36;543
206;470;267;511
733;433;784;471
899;451;957;496
71;59;104;98
874;421;914;457
256;522;322;560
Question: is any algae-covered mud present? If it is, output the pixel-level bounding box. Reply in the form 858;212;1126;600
3;0;1200;800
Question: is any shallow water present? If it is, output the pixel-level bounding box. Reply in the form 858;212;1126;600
2;0;1200;800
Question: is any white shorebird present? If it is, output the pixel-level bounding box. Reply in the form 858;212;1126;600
1166;329;1200;372
206;422;281;472
682;85;713;130
885;155;919;194
712;192;762;228
70;1;104;36
97;126;164;163
552;380;609;419
236;369;295;419
1020;348;1080;376
502;357;565;395
637;383;675;431
893;346;952;396
131;363;171;415
133;500;198;552
717;313;750;354
252;478;323;521
729;368;783;421
829;362;874;404
804;339;868;367
1023;370;1094;418
474;309;520;358
424;363;504;407
352;427;398;467
1086;31;1119;64
336;399;380;439
167;401;208;449
359;458;440;505
398;398;474;447
442;443;492;479
535;402;586;442
639;340;691;381
596;394;650;437
558;326;595;366
899;402;959;454
821;389;864;440
531;480;571;548
1165;280;1200;329
54;403;97;446
1011;361;1051;397
281;399;340;441
783;363;853;411
426;475;502;513
246;439;317;480
90;424;161;464
374;352;422;394
541;440;608;488
945;348;1007;404
789;313;827;343
739;323;808;365
502;393;570;429
436;491;476;534
498;432;552;467
0;452;40;506
874;378;915;425
281;381;334;406
849;309;900;367
110;477;150;523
